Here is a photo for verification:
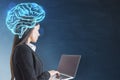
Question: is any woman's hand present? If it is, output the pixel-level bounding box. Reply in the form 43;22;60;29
48;70;60;80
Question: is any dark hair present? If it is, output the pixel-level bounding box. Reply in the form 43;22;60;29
10;23;39;80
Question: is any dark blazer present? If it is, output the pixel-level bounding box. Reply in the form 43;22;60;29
13;44;50;80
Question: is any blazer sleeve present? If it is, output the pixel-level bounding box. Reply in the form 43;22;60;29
38;71;50;80
15;45;50;80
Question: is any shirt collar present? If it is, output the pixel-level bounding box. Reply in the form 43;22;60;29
26;43;36;52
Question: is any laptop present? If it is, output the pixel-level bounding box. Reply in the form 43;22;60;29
57;55;81;80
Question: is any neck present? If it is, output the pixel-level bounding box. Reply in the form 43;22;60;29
26;37;31;44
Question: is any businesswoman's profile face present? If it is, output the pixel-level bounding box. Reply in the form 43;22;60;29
29;24;40;43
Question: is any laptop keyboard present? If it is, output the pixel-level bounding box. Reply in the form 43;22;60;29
60;74;70;79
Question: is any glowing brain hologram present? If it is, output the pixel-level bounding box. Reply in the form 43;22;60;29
6;3;45;38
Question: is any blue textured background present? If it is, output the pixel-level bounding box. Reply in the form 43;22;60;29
0;0;119;80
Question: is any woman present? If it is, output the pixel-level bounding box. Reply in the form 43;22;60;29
6;3;59;80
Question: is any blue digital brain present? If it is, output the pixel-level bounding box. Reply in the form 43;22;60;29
6;3;45;38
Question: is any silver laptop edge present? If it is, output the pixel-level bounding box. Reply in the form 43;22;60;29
60;73;74;80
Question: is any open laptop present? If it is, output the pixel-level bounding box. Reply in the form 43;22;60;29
57;55;81;80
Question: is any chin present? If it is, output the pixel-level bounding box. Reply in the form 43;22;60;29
33;40;37;43
32;38;38;43
31;40;37;43
34;39;38;43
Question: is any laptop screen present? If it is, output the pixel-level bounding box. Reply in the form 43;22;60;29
57;55;81;77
